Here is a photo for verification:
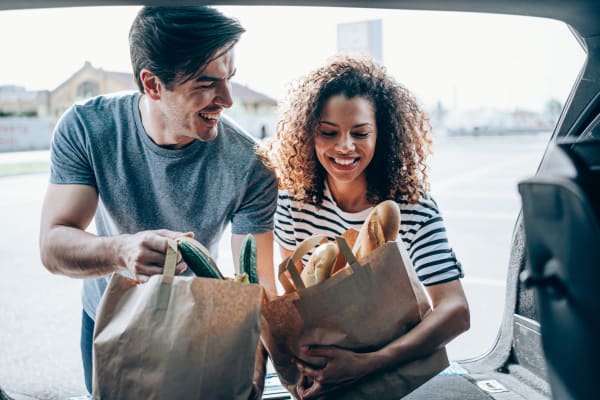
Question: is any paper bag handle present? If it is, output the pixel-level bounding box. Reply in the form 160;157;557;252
335;235;362;273
279;234;363;291
279;235;327;290
163;238;179;279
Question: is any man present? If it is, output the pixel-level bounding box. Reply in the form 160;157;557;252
38;6;277;397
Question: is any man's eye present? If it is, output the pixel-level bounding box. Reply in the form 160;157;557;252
196;83;216;89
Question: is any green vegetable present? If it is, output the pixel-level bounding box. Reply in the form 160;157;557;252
177;237;223;279
239;234;258;284
234;272;250;284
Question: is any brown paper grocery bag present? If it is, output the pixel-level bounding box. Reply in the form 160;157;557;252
261;235;449;399
92;239;263;400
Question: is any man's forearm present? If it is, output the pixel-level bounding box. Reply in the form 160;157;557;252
40;225;122;278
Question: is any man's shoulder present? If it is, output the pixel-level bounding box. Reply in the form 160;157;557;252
217;114;270;168
69;91;138;118
220;114;259;149
54;91;139;146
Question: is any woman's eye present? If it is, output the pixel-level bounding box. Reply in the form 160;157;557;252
319;131;337;137
352;132;370;138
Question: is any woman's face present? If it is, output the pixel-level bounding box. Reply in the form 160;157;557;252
314;94;377;187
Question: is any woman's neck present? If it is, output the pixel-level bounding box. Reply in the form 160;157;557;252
326;177;372;213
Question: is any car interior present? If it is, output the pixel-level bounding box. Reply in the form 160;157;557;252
1;1;598;399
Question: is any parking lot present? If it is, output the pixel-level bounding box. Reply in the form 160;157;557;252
0;132;551;399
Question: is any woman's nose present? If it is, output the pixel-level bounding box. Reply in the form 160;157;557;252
335;133;355;152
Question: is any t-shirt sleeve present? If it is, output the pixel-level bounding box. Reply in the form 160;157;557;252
230;158;278;235
49;105;96;187
403;196;464;286
273;190;297;251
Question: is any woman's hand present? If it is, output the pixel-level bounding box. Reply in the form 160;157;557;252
294;345;375;399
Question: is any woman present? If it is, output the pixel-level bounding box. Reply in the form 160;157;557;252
265;55;470;399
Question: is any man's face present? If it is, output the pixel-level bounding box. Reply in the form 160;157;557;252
159;48;236;144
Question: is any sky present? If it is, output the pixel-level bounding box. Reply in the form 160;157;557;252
0;5;586;113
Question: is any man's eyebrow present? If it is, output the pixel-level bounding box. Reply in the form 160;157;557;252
195;69;237;82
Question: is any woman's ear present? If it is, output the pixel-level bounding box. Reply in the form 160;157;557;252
139;69;162;100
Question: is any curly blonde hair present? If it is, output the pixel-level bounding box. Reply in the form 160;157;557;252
264;55;432;206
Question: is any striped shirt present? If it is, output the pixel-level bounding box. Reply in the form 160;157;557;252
274;186;463;286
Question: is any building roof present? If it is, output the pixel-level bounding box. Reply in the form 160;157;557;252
54;61;277;106
231;83;277;106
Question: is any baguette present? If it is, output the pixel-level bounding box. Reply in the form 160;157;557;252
301;242;339;287
313;243;339;284
352;200;401;262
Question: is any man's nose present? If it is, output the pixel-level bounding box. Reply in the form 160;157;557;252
214;81;233;109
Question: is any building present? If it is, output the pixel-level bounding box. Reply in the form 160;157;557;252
0;62;278;151
49;61;135;118
0;85;49;117
48;62;278;138
337;19;383;63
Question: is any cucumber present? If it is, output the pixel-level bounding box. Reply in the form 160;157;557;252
177;237;223;279
239;234;258;284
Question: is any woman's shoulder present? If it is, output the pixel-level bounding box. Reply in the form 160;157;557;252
277;188;319;212
396;192;441;221
277;188;295;203
277;187;369;224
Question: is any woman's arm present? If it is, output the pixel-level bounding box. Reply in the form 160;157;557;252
371;279;470;367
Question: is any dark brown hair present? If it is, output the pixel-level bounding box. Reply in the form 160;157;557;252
129;6;245;92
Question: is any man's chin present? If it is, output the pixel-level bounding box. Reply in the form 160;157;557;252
194;127;219;142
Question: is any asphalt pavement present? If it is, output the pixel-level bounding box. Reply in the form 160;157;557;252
0;133;551;399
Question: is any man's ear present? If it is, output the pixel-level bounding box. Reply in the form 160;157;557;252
139;69;162;100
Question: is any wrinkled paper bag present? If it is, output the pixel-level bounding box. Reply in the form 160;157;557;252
92;239;263;399
261;236;449;399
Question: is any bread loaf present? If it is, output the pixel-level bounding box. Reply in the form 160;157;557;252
301;242;339;287
352;200;401;262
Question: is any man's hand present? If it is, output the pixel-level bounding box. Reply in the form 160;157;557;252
40;183;197;281
118;229;194;282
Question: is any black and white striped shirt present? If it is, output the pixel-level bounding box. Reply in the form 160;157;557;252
274;186;463;286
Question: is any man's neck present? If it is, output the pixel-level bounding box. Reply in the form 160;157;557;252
138;93;163;143
138;94;192;149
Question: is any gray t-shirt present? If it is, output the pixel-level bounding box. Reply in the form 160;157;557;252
49;91;277;320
